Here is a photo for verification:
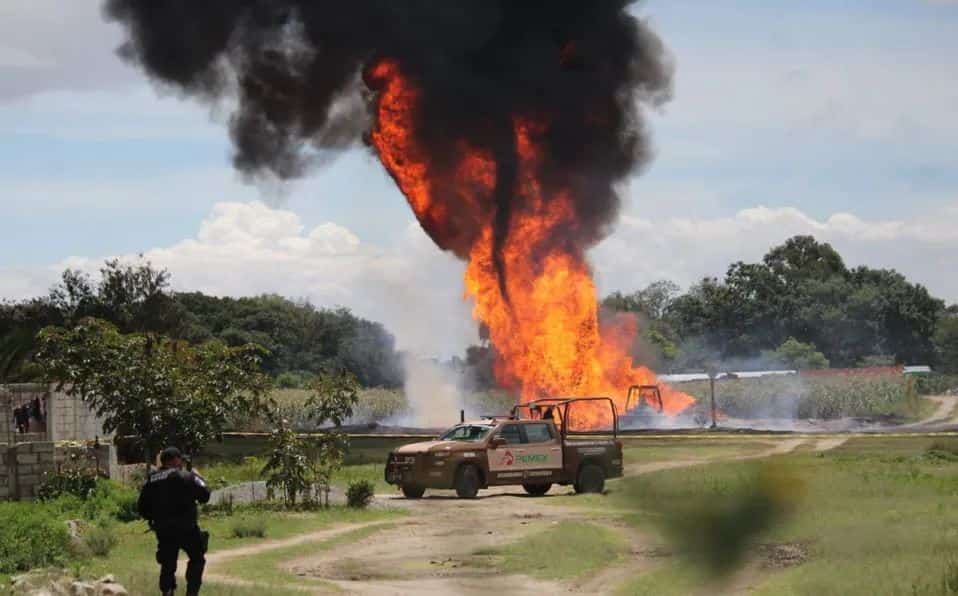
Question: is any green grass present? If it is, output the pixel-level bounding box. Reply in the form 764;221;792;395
333;463;392;493
474;521;629;580
621;438;773;464
220;522;397;590
197;459;393;494
74;507;405;594
590;436;958;595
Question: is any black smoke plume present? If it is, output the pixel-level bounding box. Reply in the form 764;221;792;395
105;0;672;286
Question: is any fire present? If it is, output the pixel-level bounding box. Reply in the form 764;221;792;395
367;59;694;428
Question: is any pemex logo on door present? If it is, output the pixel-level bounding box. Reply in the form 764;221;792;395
498;450;548;466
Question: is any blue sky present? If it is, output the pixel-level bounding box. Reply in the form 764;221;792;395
1;1;957;354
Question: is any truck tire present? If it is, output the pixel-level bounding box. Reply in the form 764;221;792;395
401;484;425;499
522;483;552;496
455;465;480;499
574;464;605;494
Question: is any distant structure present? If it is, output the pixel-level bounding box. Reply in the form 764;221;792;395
1;384;111;445
662;365;934;384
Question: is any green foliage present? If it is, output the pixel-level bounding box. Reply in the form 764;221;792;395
229;516;268;538
628;463;800;578
767;337;830;369
262;424;314;507
1;259;403;385
351;388;407;423
660;235;944;367
0;502;71;573
602;280;680;319
274;370;314;389
175;292;403;386
37;469;99;502
912;373;958;396
935;311;958;374
857;354;896;367
477;521;628;580
35;318;271;459
83;523;119;558
346;480;376;508
38;479;140;524
1;259;183;381
680;373;909;419
305;371;358;490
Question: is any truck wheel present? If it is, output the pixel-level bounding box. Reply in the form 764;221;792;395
455;465;480;499
522;483;552;496
574;464;605;494
401;484;425;499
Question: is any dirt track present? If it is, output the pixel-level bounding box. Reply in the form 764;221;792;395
204;438;831;595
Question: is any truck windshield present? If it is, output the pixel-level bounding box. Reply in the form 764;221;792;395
439;424;493;442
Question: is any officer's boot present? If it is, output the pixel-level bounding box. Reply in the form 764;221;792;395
162;591;175;596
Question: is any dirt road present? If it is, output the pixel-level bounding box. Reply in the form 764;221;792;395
204;438;828;595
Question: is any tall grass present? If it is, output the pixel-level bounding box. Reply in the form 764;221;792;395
679;373;909;419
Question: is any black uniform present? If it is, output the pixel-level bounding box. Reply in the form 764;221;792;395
138;467;212;594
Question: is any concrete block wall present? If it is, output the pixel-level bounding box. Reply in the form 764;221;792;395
6;442;57;500
0;448;9;500
47;390;111;443
0;442;117;501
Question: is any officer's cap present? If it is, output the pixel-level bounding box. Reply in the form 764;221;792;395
159;446;182;464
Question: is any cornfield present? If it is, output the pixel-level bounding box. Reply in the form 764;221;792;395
679;373;910;420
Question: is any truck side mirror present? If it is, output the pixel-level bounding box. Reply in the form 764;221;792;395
490;436;506;449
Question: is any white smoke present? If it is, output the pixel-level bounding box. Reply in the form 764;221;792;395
396;355;466;428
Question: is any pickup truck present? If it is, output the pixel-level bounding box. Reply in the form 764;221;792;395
384;397;623;498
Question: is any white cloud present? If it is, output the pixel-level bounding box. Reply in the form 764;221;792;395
3;200;957;360
1;201;476;358
593;202;958;304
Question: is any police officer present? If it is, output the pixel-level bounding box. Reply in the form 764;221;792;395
138;447;212;596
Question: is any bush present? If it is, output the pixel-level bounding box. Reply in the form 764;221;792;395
346;480;376;509
229;516;267;538
36;469;99;501
40;480;140;523
913;373;958;396
83;524;119;557
0;503;71;573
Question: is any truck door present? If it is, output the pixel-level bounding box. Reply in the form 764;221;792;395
488;423;525;480
520;422;563;482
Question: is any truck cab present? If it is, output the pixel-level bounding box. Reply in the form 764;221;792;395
385;397;623;499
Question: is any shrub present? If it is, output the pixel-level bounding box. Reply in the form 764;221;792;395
229;516;267;538
346;480;376;508
39;479;140;523
83;524;119;557
913;373;958;396
36;469;99;501
0;503;71;573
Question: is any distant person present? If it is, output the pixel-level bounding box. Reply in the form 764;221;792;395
14;405;28;434
138;447;211;596
31;397;44;424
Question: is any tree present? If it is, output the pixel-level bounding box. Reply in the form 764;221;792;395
35;318;271;462
767;337;829;370
602;280;680;320
305;371;360;492
262;422;313;507
935;308;958;374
